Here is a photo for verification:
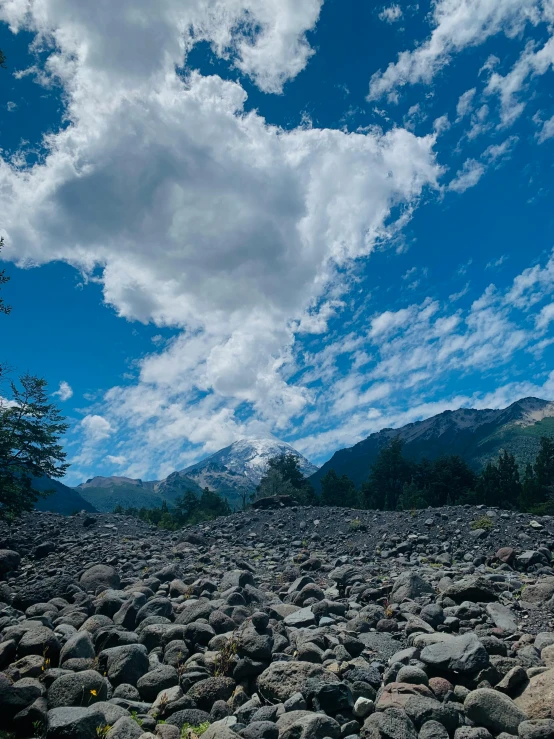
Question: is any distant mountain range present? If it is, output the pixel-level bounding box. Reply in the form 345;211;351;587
309;397;554;490
32;477;96;515
74;438;318;511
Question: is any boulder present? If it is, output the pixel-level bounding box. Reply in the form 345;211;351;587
464;688;528;735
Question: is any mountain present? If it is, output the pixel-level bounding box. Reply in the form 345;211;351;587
76;473;204;513
310;397;554;490
75;438;318;511
180;438;319;507
32;477;97;515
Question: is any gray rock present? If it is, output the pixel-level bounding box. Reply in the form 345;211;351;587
105;716;144;739
137;665;179;702
46;706;103;739
59;631;95;664
0;549;21;574
418;721;449;739
390;572;434;603
486;603;518;633
442;576;497;603
257;661;338;703
518;719;554;739
420;633;489;674
47;670;108;708
99;644;149;686
464;688;528;735
277;710;341;739
80;565;121;593
361;707;418;739
283;606;316;627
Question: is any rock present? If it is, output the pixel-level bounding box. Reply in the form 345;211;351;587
80;565;121;593
46;706;103;739
187;676;236;711
518;719;554;738
0;549;21;574
514;668;554;719
390;572;434;603
13;575;79;611
99;644;149;686
47;670;108;708
521;579;554;605
283;606;316;627
354;696;375;719
418;721;449;739
256;661;338;703
106;717;145;739
361;707;418;739
496;548;516;564
18;625;61;662
59;631;95;664
486;603;518;633
442;576;497;603
137;665;179;702
420;633;489;674
277;710;341;739
464;688;528;735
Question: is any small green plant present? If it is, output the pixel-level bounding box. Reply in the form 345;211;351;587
471;516;494;530
214;636;239;677
181;722;210;738
349;518;361;530
96;725;112;738
130;711;143;727
32;721;46;737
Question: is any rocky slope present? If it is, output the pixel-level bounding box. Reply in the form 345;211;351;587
311;397;554;490
1;504;554;738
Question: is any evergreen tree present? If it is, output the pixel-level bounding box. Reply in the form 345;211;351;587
0;238;10;317
0;50;6;69
174;489;200;523
0;374;69;519
257;453;316;505
254;468;296;500
426;455;477;507
364;438;413;510
320;469;359;508
520;437;554;512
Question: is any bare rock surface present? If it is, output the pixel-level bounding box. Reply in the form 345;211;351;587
0;504;554;737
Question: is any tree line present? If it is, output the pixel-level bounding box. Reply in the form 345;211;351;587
112;487;232;530
319;436;554;514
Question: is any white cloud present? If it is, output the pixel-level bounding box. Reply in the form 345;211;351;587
486;254;508;269
537;114;554;143
294;252;554;459
486;37;554;125
456;88;476;119
368;0;549;101
52;380;73;401
0;0;442;480
535;302;554;330
106;454;127;466
378;5;403;23
81;415;113;442
448;158;485;192
483;135;519;162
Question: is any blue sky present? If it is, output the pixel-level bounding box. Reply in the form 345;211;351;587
1;0;554;485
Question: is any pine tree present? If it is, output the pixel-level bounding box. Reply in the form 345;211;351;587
320;469;359;508
0;375;69;519
364;438;413;511
0;50;6;69
257;453;316;505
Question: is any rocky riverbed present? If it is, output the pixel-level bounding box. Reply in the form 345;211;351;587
1;504;554;739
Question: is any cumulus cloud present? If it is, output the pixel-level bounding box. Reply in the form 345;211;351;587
53;380;73;401
456;88;476;119
368;0;550;101
81;415;113;442
0;0;442;480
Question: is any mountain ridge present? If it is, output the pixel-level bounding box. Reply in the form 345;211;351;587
75;438;317;511
309;396;554;490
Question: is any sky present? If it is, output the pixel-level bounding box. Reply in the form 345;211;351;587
0;0;554;485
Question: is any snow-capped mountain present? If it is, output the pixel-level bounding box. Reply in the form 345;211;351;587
75;438;317;511
310;397;554;490
181;438;318;505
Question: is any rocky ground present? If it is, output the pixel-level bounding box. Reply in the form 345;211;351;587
1;504;554;739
